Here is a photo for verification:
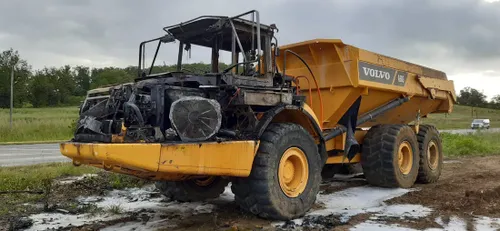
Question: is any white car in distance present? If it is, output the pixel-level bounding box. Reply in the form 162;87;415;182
471;118;490;129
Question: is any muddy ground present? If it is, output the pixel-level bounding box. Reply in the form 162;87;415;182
2;155;500;231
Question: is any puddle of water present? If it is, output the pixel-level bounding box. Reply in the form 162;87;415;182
434;216;468;230
98;185;235;230
474;216;500;231
101;213;174;231
310;185;417;221
27;184;235;230
350;213;500;231
56;173;98;185
367;204;433;219
26;213;122;231
351;220;418;231
82;186;165;212
274;185;420;228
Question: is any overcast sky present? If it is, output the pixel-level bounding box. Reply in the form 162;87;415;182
1;0;500;98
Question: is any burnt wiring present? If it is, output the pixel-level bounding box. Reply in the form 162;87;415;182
226;88;241;108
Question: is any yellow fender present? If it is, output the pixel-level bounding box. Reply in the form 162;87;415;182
254;103;327;164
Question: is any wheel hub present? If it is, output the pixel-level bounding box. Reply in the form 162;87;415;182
283;160;295;183
194;176;216;186
398;141;413;175
278;147;309;197
427;140;439;170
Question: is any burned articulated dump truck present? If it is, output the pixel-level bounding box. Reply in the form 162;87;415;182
61;10;456;220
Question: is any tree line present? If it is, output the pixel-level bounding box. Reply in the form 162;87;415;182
0;48;499;109
457;87;500;109
0;48;223;108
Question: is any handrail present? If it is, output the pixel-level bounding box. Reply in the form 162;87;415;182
282;49;324;129
295;76;313;107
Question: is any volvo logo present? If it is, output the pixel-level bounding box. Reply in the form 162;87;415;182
362;67;391;80
358;61;407;86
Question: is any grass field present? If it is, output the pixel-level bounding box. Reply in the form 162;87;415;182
421;104;500;130
0;107;79;142
0;104;498;142
442;132;500;157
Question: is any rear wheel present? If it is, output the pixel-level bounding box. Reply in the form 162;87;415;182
231;123;322;220
416;125;443;183
155;176;229;202
361;124;419;188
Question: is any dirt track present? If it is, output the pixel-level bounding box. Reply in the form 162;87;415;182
4;155;500;231
385;156;500;230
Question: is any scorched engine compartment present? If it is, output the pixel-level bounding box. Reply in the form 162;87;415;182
73;71;295;144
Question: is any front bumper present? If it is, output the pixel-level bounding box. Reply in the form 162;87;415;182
60;140;259;180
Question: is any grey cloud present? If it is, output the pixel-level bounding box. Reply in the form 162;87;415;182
0;0;500;77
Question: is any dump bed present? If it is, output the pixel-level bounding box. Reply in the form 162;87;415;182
276;39;456;129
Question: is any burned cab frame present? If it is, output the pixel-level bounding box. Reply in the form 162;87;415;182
74;10;297;144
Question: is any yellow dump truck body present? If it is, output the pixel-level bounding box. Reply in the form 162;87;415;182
276;39;455;129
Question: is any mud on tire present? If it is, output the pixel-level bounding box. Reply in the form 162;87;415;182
231;123;322;220
416;125;443;183
155;176;229;202
361;124;419;188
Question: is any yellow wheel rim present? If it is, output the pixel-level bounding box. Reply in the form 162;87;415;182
278;147;309;198
427;140;439;170
398;141;413;175
194;176;215;186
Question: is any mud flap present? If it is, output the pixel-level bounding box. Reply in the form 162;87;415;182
338;97;362;161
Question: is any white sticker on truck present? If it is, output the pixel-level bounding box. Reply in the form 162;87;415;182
358;61;407;86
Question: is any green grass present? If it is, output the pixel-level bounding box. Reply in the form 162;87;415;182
0;162;150;193
442;132;500;157
0;163;99;192
0;107;79;142
106;204;124;215
422;105;500;130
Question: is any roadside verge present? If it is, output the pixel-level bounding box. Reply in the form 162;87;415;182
0;140;67;146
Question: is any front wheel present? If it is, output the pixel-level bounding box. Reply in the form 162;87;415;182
231;123;322;220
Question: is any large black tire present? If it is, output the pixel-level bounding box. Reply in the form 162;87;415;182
155;176;229;202
361;124;419;188
416;125;443;183
231;123;322;220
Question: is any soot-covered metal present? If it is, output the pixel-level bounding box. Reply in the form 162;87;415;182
72;11;303;144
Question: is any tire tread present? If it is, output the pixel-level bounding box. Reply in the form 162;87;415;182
231;123;322;220
416;124;443;183
361;124;419;188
